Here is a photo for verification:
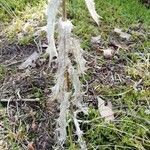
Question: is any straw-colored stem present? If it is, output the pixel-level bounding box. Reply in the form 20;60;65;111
62;0;67;21
66;69;70;92
62;0;69;91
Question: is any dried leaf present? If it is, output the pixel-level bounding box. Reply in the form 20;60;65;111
91;35;101;44
19;51;40;69
109;39;128;50
85;0;101;25
103;48;114;59
27;142;35;150
114;28;122;33
97;97;114;122
114;28;131;40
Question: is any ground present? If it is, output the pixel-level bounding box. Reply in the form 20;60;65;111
0;0;150;150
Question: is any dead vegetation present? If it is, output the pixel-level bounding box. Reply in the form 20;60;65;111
0;0;150;149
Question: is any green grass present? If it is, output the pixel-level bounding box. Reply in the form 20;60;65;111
0;0;43;21
68;0;150;48
0;0;46;44
0;0;150;149
68;0;150;149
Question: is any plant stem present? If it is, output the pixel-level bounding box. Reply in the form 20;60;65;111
62;0;69;91
62;0;67;21
66;69;70;91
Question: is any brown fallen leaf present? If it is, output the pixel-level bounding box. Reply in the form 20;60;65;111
91;35;101;44
114;28;131;40
109;40;128;50
19;51;40;70
27;142;35;150
97;97;114;122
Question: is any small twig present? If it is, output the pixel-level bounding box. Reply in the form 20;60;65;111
5;59;24;67
62;0;67;21
66;70;70;92
1;98;40;102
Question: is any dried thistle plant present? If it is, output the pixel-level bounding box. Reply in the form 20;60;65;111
46;0;100;149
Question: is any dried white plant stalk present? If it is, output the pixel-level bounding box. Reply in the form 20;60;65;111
53;19;73;146
73;111;87;150
47;0;102;148
46;0;61;62
85;0;101;25
52;19;88;148
56;92;70;146
51;20;72;100
68;66;88;114
46;0;101;63
70;38;87;74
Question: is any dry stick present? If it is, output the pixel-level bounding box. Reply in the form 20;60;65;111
62;0;70;92
62;0;74;115
62;0;67;21
1;98;39;102
62;1;74;146
66;66;70;92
